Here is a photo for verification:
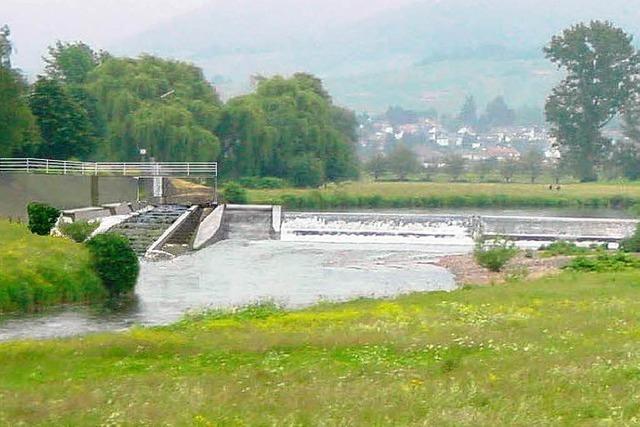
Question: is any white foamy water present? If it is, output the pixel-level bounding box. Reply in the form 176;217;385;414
281;212;477;246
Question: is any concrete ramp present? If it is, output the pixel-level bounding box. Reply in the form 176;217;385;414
193;204;282;248
223;205;281;241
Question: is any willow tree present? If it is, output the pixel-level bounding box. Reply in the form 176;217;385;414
86;55;222;162
544;21;640;182
217;73;359;184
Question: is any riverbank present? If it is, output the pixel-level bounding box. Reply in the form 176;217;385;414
246;181;640;210
2;270;640;425
437;252;572;285
0;221;105;314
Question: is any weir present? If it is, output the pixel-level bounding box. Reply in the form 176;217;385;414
280;212;638;247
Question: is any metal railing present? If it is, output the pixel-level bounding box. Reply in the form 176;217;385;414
0;158;217;178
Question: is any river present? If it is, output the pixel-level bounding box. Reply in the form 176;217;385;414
0;207;636;341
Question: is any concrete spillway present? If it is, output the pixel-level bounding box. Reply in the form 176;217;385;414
108;205;190;255
281;212;638;247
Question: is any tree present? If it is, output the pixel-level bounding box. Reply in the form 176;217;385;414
45;41;100;84
500;159;518;183
365;152;387;181
474;159;496;182
387;144;421;180
290;154;324;187
217;74;358;183
520;149;544;183
457;95;477;128
544;21;640;182
87;55;222;162
0;25;12;69
480;96;515;129
29;77;96;159
444;154;466;181
0;67;40;157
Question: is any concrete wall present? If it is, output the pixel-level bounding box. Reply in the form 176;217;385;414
0;174;138;220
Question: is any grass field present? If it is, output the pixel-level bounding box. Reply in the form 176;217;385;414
2;270;640;425
246;181;640;210
0;221;104;314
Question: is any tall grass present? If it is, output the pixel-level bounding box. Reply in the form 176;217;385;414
0;221;105;314
2;271;640;424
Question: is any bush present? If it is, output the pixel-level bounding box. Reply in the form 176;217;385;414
59;221;99;243
620;224;640;253
27;202;60;236
539;241;589;257
474;239;518;272
565;252;640;272
223;182;248;204
85;233;139;297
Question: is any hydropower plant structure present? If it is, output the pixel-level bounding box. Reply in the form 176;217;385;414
1;157;638;258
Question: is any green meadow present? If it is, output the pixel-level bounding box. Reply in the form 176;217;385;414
2;270;640;425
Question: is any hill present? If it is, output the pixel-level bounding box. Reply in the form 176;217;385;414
115;0;640;113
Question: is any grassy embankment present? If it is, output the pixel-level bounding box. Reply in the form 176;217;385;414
245;181;640;210
0;221;105;314
2;270;640;425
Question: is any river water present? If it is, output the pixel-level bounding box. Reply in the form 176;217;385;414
1;207;636;341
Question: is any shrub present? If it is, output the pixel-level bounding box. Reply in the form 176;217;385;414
223;182;248;204
27;202;60;236
539;241;589;257
474;238;518;272
565;252;640;272
620;224;640;253
85;233;139;297
59;221;99;243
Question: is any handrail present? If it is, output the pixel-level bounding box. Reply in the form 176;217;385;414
0;158;217;178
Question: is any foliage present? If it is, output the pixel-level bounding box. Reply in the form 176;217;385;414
0;24;11;69
457;95;477;128
564;252;640;272
27;202;60;236
620;224;640;253
223;182;248;204
499;159;518;183
545;21;640;182
217;73;358;183
387;143;421;180
85;233;139;297
29;77;96;160
59;220;99;243
480;96;515;129
520;149;545;183
539;240;589;257
86;54;222;162
0;221;104;313
289;154;325;187
365;153;387;181
44;41;102;84
474;238;518;272
236;176;287;189
444;154;466;181
0;67;40;157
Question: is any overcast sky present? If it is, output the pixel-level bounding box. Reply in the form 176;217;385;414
1;0;412;75
1;0;211;72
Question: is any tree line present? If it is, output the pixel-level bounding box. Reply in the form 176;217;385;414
0;30;359;187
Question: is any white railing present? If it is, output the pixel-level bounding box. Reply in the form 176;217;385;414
0;158;217;178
